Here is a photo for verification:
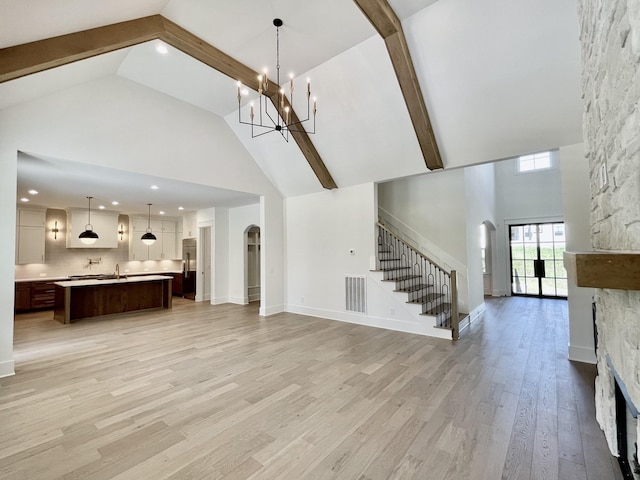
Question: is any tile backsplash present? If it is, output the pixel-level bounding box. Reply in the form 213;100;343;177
15;209;182;280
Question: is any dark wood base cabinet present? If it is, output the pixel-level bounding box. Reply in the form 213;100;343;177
54;276;172;324
15;281;56;312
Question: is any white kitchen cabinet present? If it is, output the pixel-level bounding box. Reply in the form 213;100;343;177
15;208;46;264
129;217;179;260
182;212;197;239
66;208;119;248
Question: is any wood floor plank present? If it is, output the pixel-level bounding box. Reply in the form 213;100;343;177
1;297;619;480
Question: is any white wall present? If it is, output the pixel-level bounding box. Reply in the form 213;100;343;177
464;163;497;313
377;168;475;313
212;207;229;305
228;203;261;305
285;183;377;321
493;153;565;295
559;143;596;364
378;169;468;264
0;76;285;376
0;148;17;377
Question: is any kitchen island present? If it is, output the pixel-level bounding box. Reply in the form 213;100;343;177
53;275;172;324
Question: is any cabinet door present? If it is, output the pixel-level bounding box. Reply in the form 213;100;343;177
31;282;56;309
130;232;150;261
164;221;176;233
17;225;45;264
67;210;118;248
161;231;177;259
19;210;46;227
148;234;163;260
14;283;31;311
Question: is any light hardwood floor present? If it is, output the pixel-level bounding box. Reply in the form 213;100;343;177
1;297;621;479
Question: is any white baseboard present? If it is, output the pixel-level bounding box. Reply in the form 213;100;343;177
286;304;452;340
568;344;597;364
229;296;249;305
0;360;15;378
459;303;485;333
211;296;229;305
260;304;285;316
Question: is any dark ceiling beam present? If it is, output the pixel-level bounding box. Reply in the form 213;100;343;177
0;15;337;190
354;0;443;170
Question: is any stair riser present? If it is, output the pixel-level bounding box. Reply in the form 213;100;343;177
406;287;432;302
383;269;413;280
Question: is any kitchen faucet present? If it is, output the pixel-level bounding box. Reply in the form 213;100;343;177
115;263;120;280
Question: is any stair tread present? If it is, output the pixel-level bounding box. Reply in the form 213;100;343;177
421;302;452;316
407;293;445;304
380;266;411;272
393;283;431;292
382;275;421;282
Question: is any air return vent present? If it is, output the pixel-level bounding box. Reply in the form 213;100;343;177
345;275;366;313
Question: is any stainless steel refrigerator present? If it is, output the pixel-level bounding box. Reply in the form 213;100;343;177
182;238;196;299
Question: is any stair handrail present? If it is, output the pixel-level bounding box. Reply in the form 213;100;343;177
377;222;450;274
378;221;460;340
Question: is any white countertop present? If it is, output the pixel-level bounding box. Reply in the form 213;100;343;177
16;271;182;283
54;275;173;287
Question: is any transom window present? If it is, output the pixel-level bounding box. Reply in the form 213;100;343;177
517;151;551;173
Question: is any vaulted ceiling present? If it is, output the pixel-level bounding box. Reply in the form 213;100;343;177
0;0;583;207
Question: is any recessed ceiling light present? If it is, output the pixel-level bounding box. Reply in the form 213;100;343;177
111;201;119;206
98;205;106;210
156;43;168;55
159;211;165;215
150;185;159;190
178;206;184;211
28;189;38;195
20;197;29;202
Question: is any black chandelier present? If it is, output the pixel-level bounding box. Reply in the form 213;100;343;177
237;18;317;141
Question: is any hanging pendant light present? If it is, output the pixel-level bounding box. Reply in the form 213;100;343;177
236;18;317;141
141;203;157;245
79;196;99;245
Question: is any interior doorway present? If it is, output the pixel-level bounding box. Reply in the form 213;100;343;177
481;221;496;296
198;226;211;302
509;222;567;298
246;226;260;303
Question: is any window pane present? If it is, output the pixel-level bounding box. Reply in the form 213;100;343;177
555;279;568;297
541;278;556;296
511;226;523;241
524;277;540;295
512;259;525;277
519;158;535;172
540;242;555;260
524;260;536;277
511;245;525;259
535;155;551;169
554;260;567;278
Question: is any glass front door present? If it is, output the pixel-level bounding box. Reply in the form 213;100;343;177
509;222;567;298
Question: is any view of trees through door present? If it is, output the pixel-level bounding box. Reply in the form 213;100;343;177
509;222;567;298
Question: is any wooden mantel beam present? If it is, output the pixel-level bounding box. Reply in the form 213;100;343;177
0;15;337;190
354;0;443;170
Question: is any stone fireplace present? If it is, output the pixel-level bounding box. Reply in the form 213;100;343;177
577;0;640;472
614;368;640;478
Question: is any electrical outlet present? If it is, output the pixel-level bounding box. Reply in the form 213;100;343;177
39;272;47;277
300;297;304;303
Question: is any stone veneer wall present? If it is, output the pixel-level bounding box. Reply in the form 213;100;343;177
579;0;640;454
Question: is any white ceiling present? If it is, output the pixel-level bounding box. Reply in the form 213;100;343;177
17;152;259;216
1;0;583;208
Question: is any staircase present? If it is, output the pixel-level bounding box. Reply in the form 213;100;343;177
376;222;465;340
